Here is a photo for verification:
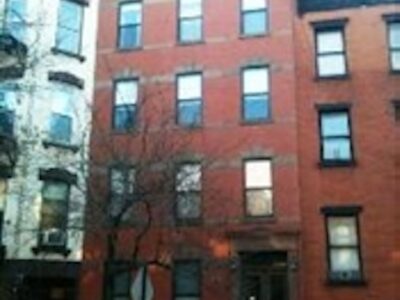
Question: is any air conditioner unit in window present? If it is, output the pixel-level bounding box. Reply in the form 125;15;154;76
41;229;66;247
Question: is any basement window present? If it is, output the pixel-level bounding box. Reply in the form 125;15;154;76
173;260;201;300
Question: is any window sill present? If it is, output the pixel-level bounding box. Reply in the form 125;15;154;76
175;218;202;227
389;69;400;75
241;119;273;126
243;214;275;222
326;278;367;287
314;74;350;81
0;166;14;178
239;32;268;39
51;47;86;62
42;140;80;153
177;123;203;130
319;160;356;168
177;40;204;47
32;245;71;257
116;46;143;53
111;128;139;136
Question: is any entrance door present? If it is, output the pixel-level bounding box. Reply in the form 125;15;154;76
240;252;288;300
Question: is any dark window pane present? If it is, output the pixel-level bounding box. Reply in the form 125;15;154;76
180;18;202;42
0;110;14;136
270;274;288;300
114;104;135;130
113;272;130;296
242;274;261;300
175;262;200;296
119;25;141;49
243;10;267;36
50;113;72;143
178;100;201;126
244;94;268;121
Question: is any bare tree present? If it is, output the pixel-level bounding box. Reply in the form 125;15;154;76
81;72;246;299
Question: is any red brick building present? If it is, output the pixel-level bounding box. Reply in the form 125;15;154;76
296;0;400;299
80;0;300;299
80;0;400;300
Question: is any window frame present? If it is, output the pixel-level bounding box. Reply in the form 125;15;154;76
176;72;203;127
55;0;85;57
4;0;26;42
173;259;202;300
108;165;136;220
385;17;400;73
174;162;202;223
48;84;77;144
38;180;70;249
112;78;139;132
240;0;269;37
117;1;143;50
243;158;274;218
312;20;349;79
317;104;355;167
241;65;271;124
177;0;203;44
321;206;365;285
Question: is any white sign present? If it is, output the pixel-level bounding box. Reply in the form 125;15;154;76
131;267;154;300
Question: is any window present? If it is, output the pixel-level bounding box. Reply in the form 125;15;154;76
118;2;142;49
110;270;131;300
173;260;201;300
315;27;347;77
113;79;138;131
5;0;26;41
175;163;201;221
244;159;273;217
241;252;288;300
241;0;268;36
0;87;16;136
322;206;363;283
109;167;135;218
388;22;400;71
319;109;353;165
49;86;75;143
55;0;84;55
242;67;270;122
177;73;202;126
178;0;202;43
39;181;70;247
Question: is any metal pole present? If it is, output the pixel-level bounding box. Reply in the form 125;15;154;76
141;265;147;300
